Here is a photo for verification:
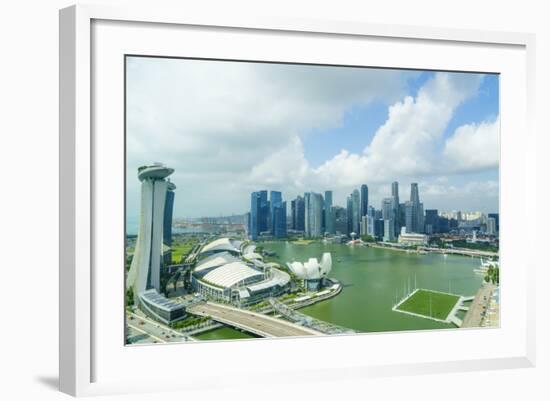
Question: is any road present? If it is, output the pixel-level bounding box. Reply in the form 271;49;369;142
462;283;495;328
187;302;323;338
126;312;192;344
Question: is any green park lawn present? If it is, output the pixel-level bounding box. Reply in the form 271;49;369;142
396;289;460;320
170;240;198;264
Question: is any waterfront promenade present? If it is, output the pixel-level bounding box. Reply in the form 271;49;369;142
368;243;498;258
187;301;324;337
462;283;496;328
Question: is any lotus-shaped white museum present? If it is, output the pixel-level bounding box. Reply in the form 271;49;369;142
286;253;332;290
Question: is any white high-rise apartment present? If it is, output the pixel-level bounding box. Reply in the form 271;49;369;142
127;163;174;299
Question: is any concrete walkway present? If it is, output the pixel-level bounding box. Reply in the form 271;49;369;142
462;283;495;328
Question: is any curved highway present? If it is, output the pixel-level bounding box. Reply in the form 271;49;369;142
187;302;324;338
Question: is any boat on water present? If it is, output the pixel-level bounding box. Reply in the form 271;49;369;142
475;258;498;275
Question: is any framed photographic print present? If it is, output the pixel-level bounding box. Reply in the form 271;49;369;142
59;4;536;396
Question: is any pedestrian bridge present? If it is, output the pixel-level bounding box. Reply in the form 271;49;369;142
187;302;324;338
267;298;354;335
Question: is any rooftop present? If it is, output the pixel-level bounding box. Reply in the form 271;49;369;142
201;261;264;289
139;289;185;312
194;252;240;274
137;164;174;181
199;237;242;256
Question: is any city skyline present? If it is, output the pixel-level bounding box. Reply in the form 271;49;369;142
247;179;498;242
128;179;499;227
126;57;499;222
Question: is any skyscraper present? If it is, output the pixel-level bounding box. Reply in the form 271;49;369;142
351;189;361;235
404;201;414;233
250;192;261;240
259;190;269;233
392;181;399;202
410;182;420;205
367;205;375;218
366;215;375;237
384;219;395;242
374;218;385;240
293;195;305;232
425;209;439;234
360;184;369;217
290;198;297;230
269;191;283;236
324;190;334;234
305;192;324;237
382;197;396;242
162;180;176;265
405;183;424;233
487;217;497;236
270;191;282;216
163;180;176;246
399;203;406;233
346;196;353;235
127;163;174;299
272;201;287;238
333;206;348;235
417;202;425;234
270;191;286;238
360;215;369;236
304;192;311;236
382;198;395;220
488;213;499;233
391;181;400;235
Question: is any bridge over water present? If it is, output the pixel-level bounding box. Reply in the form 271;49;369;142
187;302;324;338
420;247;498;258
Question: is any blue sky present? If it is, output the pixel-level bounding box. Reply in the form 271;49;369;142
126;57;500;220
303;72;499;169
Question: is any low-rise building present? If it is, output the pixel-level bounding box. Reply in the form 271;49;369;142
398;227;428;246
138;289;187;325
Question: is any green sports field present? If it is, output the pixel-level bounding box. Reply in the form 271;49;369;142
396;289;460;321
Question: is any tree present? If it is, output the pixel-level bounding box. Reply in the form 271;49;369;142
484;265;500;285
125;287;134;307
360;235;375;242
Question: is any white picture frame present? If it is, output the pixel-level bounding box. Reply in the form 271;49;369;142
59;4;536;397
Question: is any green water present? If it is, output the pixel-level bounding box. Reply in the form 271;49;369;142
197;242;483;339
194;326;257;341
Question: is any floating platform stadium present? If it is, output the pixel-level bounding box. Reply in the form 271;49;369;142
191;238;291;306
393;288;471;326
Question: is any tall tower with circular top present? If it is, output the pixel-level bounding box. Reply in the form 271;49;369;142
127;163;174;299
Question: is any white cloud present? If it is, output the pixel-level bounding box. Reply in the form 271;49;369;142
310;72;483;185
443;117;500;172
417;180;499;213
126;57;413;216
247;136;310;190
126;58;497;218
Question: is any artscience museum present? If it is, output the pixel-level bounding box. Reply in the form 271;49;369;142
287;253;332;291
